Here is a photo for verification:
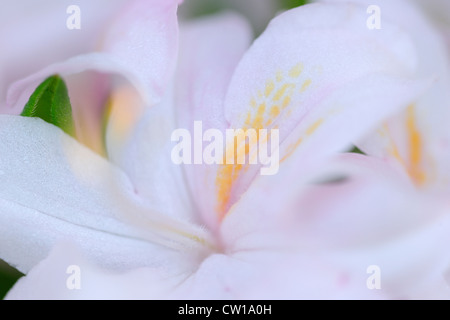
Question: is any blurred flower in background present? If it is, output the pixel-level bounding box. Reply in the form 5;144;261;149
1;0;450;300
179;0;308;35
413;0;450;33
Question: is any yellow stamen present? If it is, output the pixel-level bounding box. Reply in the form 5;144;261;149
406;105;426;184
265;80;275;97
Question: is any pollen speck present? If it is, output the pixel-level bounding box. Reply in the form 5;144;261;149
276;71;283;82
300;79;312;93
253;103;266;130
270;106;280;118
274;83;295;101
282;96;291;109
265;80;275;97
289;63;304;78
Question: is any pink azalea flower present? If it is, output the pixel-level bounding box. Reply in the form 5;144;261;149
0;1;428;299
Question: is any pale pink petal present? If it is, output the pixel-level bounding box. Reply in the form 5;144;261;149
171;251;385;299
0;0;126;105
175;13;252;227
5;243;184;300
64;71;112;154
322;0;450;189
5;0;181;115
212;2;428;225
308;154;450;299
10;242;373;300
105;89;197;222
329;212;450;299
221;153;450;298
289;154;444;250
106;13;252;223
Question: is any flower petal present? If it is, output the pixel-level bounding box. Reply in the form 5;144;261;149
10;242;368;300
5;242;184;300
175;13;252;227
213;2;429;222
171;251;385;299
106;13;252;225
105;89;196;222
309;154;450;298
324;0;450;189
222;153;450;298
412;0;450;28
0;0;126;105
0;115;213;274
5;0;181;114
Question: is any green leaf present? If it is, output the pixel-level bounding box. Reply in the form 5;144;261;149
349;145;366;155
0;260;23;300
21;75;75;137
280;0;309;10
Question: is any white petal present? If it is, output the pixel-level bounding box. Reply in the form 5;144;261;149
5;242;184;300
0;116;213;273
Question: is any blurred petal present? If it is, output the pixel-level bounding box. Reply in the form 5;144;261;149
65;71;112;154
98;0;181;104
329;211;450;299
176;13;252;227
8;243;378;300
5;243;184;300
222;153;450;298
176;12;252;134
106;13;252;224
220;153;412;253
171;251;385;299
412;0;450;28
291;154;444;250
5;0;181;114
322;0;450;189
307;154;450;298
0;0;126;105
106;87;196;221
